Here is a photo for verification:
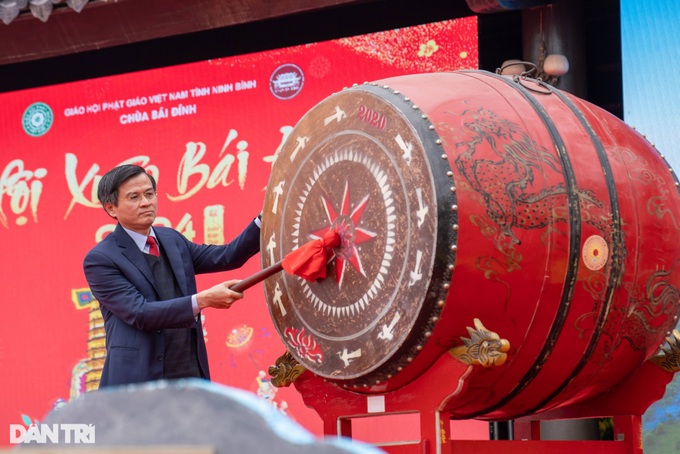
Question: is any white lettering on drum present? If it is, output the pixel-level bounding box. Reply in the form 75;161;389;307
377;312;401;341
395;134;413;165
266;232;278;265
323;105;347;126
290;136;309;162
416;187;429;227
271;180;285;214
409;250;424;287
338;348;362;367
273;282;286;316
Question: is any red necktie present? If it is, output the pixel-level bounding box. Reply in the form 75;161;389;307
146;236;160;257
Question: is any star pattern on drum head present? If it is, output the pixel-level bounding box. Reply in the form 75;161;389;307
311;181;377;289
290;148;395;319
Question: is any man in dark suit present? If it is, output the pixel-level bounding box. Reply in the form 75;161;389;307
83;164;261;388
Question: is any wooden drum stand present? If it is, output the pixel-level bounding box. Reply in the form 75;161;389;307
270;328;680;454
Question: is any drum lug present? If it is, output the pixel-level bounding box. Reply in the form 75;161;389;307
450;318;511;367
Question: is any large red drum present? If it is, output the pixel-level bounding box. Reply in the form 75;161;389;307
260;71;680;419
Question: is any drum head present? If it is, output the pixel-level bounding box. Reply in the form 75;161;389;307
261;84;457;387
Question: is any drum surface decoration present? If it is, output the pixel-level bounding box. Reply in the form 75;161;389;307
261;85;455;385
262;71;680;417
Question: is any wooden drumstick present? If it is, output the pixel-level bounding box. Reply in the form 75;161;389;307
230;229;341;293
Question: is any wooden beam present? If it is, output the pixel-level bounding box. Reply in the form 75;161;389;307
0;0;369;65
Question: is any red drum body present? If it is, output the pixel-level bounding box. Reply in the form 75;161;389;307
261;71;680;419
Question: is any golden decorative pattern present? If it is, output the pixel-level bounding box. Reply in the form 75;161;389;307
268;350;307;388
450;318;510;367
582;234;609;271
650;329;680;372
71;289;105;392
335;18;478;73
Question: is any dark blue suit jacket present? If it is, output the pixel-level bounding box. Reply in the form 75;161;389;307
83;221;260;388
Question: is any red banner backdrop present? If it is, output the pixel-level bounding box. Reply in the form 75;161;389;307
0;17;478;445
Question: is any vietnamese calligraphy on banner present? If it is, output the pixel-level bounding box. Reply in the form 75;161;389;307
0;16;478;445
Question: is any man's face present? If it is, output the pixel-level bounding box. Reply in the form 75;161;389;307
105;173;157;235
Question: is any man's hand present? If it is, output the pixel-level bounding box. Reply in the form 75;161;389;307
196;279;244;310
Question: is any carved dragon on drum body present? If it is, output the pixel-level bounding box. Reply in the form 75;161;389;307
446;101;680;371
451;105;611;245
262;71;680;423
594;259;680;359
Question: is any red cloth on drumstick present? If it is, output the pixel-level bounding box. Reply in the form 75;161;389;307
282;230;341;281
